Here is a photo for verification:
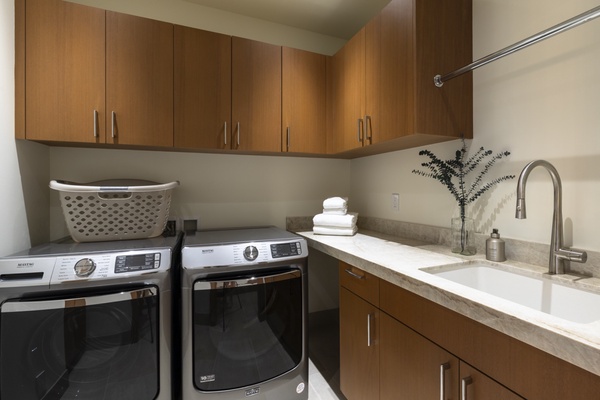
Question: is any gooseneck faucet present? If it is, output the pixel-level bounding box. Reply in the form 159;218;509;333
515;160;587;274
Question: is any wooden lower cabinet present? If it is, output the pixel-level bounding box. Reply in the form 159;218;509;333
380;313;522;400
340;287;379;400
380;312;459;399
380;280;600;399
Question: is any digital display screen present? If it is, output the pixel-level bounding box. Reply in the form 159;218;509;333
115;253;159;273
271;242;301;258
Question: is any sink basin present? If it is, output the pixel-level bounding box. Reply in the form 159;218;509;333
422;263;600;324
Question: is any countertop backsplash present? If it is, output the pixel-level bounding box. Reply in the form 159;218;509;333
286;216;600;279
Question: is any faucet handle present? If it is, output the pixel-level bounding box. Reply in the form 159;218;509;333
556;248;588;264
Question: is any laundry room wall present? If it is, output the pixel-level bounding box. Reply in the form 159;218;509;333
48;147;351;240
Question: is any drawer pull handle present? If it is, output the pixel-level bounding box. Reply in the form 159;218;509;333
440;363;450;400
224;121;227;145
461;376;473;400
344;268;365;280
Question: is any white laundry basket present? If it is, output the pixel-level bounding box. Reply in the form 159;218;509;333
50;179;179;242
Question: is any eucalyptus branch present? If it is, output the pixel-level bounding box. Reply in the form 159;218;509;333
412;138;515;216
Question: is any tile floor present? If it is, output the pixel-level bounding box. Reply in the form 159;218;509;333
307;309;346;400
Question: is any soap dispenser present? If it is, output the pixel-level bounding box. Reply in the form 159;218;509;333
486;229;506;262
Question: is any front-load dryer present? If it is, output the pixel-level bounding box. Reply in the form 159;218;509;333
180;226;308;400
0;233;182;400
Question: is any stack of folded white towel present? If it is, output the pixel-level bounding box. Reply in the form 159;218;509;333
313;197;358;236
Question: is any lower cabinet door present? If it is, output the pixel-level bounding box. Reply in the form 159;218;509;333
380;312;459;400
459;362;525;400
340;287;379;400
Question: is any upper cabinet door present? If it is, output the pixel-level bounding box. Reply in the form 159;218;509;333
106;12;174;147
282;47;327;154
23;0;105;143
328;29;366;153
231;37;282;152
174;26;232;150
365;0;415;144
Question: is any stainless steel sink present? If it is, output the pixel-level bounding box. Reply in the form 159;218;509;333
421;262;600;324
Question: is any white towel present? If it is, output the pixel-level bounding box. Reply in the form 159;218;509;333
323;197;347;210
323;207;347;215
313;225;357;236
313;212;357;229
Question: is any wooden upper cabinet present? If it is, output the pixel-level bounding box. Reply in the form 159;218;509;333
232;38;282;152
174;26;232;150
282;47;327;154
364;0;414;145
328;29;366;153
106;12;174;147
329;0;472;155
21;0;105;143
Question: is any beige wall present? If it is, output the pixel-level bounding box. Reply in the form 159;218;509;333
48;148;350;239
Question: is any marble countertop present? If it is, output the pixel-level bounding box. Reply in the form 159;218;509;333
298;230;600;377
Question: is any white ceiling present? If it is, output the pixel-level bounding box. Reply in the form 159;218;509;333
183;0;391;39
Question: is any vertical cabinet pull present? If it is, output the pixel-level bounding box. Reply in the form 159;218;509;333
286;127;291;151
344;268;365;280
440;363;450;400
357;118;364;142
461;376;473;400
111;111;116;138
93;110;98;138
365;115;372;144
367;314;371;346
224;121;227;145
236;122;240;147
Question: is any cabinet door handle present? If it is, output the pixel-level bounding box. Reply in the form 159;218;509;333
367;313;371;346
93;110;98;138
111;111;116;138
344;268;365;280
357;118;364;142
236;122;240;147
440;363;450;400
461;376;473;400
286;127;291;151
224;121;227;145
365;115;372;144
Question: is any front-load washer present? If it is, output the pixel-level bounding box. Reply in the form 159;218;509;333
180;226;308;400
0;233;182;400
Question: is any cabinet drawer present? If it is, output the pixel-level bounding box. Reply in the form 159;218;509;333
339;262;379;307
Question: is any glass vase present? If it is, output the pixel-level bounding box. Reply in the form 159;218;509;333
451;217;476;255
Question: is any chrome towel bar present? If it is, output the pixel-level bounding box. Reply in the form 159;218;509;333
434;5;600;87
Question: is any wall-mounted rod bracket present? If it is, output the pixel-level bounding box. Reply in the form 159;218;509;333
434;5;600;87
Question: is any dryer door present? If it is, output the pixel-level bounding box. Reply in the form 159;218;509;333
0;287;159;400
192;268;304;392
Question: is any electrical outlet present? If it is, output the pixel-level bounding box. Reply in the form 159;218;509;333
392;193;400;211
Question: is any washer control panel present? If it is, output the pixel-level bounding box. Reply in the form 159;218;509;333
50;249;170;283
183;238;307;269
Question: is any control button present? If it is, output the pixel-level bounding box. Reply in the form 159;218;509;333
243;246;259;261
74;258;96;277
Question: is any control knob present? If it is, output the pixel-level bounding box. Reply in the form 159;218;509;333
74;258;96;277
243;246;259;261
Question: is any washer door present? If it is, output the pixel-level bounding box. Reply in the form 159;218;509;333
192;268;303;392
0;287;159;400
